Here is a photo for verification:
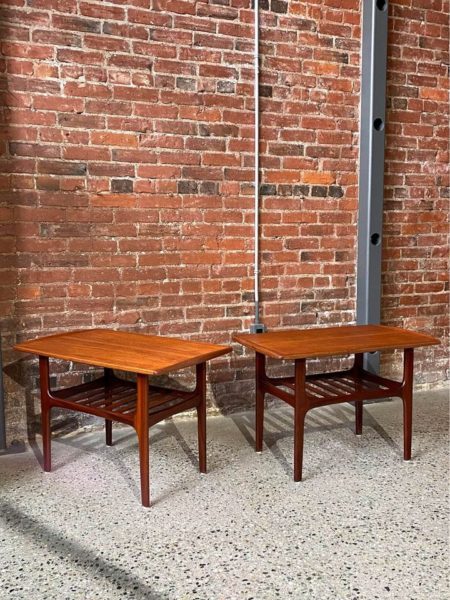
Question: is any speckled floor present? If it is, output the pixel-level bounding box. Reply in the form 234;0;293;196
0;389;448;600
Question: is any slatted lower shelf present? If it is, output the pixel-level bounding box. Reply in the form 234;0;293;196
265;369;401;407
49;376;198;426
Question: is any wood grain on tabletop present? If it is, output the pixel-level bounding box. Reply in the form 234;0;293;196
233;324;439;360
14;329;232;375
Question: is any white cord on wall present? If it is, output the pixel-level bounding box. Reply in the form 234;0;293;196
251;0;265;333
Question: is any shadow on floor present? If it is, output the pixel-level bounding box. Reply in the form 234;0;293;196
0;440;27;456
53;420;200;503
231;401;400;478
0;499;168;600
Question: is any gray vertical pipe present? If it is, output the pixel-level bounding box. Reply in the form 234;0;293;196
356;0;389;373
0;335;6;449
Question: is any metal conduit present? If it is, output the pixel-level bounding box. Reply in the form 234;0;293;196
356;0;389;373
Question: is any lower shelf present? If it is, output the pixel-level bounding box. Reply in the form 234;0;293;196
264;369;402;408
48;376;199;426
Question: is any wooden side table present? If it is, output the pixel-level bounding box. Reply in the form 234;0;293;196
15;329;231;507
234;325;439;481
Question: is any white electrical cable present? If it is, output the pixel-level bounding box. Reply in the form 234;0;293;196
253;0;260;325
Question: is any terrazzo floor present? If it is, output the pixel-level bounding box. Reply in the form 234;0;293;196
0;389;448;600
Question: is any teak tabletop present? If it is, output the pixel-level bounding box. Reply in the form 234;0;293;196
15;328;230;375
233;324;439;360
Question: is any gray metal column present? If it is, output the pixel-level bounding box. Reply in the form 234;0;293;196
356;0;389;373
0;335;6;449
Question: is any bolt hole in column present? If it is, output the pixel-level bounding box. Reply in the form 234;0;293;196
371;233;381;246
376;0;388;11
373;118;384;131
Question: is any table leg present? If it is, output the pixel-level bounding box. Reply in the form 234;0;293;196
255;352;266;452
135;373;150;507
354;353;364;435
294;358;307;482
38;356;52;472
104;368;113;447
401;348;414;461
196;362;207;474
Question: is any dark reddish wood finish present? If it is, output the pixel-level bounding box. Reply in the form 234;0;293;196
196;362;207;474
39;356;52;472
353;353;364;436
237;325;439;482
104;367;113;447
401;348;414;461
294;358;306;482
17;330;231;507
136;373;150;507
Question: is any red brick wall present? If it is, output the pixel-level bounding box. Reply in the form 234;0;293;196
383;0;449;383
0;0;448;444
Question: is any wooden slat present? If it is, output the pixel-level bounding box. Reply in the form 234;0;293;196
54;378;105;400
309;378;341;396
304;386;323;399
359;369;402;391
262;380;295;407
48;396;135;426
305;381;329;398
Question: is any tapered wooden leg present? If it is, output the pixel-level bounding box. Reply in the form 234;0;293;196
105;420;113;446
41;402;52;472
355;401;363;435
294;359;307;482
135;374;150;507
354;353;363;435
39;356;52;472
104;368;113;447
402;348;414;461
255;353;266;452
196;362;207;473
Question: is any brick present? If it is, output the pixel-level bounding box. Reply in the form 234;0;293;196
2;42;54;59
38;161;87;176
176;77;196;91
52;14;101;33
177;180;198;194
91;132;138;148
271;0;288;14
260;184;276;196
113;86;158;103
57;48;103;65
301;172;336;185
91;194;136;208
33;96;84;112
32;29;81;47
64;82;110;98
111;179;134;194
311;186;328;198
328;186;344;198
84;34;129;53
79;2;125;20
58;114;105;129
